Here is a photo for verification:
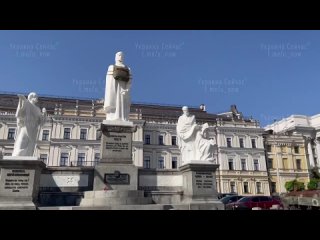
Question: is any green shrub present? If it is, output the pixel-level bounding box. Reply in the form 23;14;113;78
285;179;305;192
307;178;319;190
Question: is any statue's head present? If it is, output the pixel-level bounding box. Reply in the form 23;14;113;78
115;51;124;64
201;123;209;138
182;106;189;116
28;92;38;104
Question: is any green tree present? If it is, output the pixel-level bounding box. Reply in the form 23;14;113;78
307;178;319;190
285;179;305;192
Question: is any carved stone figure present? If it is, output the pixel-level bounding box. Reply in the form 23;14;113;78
104;52;132;122
12;92;47;157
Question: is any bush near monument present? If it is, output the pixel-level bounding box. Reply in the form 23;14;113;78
285;179;305;192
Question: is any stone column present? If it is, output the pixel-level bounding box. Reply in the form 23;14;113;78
315;139;320;167
307;138;316;168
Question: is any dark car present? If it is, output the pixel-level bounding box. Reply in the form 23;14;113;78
217;193;238;199
226;196;284;210
220;195;244;206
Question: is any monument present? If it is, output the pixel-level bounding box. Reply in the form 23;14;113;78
0;92;46;209
79;52;152;207
177;106;224;209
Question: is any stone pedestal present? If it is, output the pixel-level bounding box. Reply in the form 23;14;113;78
79;121;153;207
179;161;224;210
0;157;46;210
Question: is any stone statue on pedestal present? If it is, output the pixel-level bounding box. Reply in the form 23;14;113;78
104;51;132;122
12;92;47;157
176;106;215;165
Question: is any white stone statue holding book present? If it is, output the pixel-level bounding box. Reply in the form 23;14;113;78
176;106;215;165
12;92;47;157
104;51;132;123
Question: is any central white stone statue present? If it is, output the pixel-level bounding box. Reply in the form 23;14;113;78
104;51;132;123
177;106;215;165
12;92;47;157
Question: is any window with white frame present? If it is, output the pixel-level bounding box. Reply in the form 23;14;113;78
254;159;259;171
7;128;15;140
42;130;50;141
171;136;177;146
239;138;244;148
80;129;87;140
144;134;151;145
226;137;232;147
94;153;100;165
228;159;234;170
230;181;236;193
172;156;178;169
158;156;165;169
77;153;86;166
40;154;48;165
60;153;69;166
256;182;262;194
63;128;71;139
143;156;151;169
241;159;247;171
159;135;164;145
243;182;249;193
251;138;256;148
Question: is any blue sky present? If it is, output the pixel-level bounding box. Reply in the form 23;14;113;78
0;30;318;126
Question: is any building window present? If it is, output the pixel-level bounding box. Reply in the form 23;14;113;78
243;182;249;193
256;182;262;194
60;153;69;166
294;146;299;154
144;134;151;145
42;130;49;141
143;156;151;169
267;144;272;152
281;146;286;153
271;182;277;193
241;159;247;171
230;181;236;193
267;158;273;168
96;129;102;140
254;159;259;171
80;129;87;140
172;157;178;169
226;137;232;148
171;136;177;146
296;159;302;170
94;153;100;166
159;135;164;145
251;139;256;148
7;128;15;140
158;157;164;169
239;138;244;148
40;154;48;165
283;158;288;169
228;159;234;170
63;128;71;139
77;153;86;166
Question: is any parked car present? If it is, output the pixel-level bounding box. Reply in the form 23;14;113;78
220;195;244;206
226;196;284;210
217;193;237;199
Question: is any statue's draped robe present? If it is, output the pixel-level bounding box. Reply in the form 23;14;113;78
104;65;131;121
12;97;42;156
176;115;197;164
195;130;214;161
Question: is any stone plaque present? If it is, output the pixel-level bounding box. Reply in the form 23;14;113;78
102;132;132;159
194;171;214;190
0;168;35;196
104;171;130;185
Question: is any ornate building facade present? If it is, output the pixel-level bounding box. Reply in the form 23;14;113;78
0;93;270;195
